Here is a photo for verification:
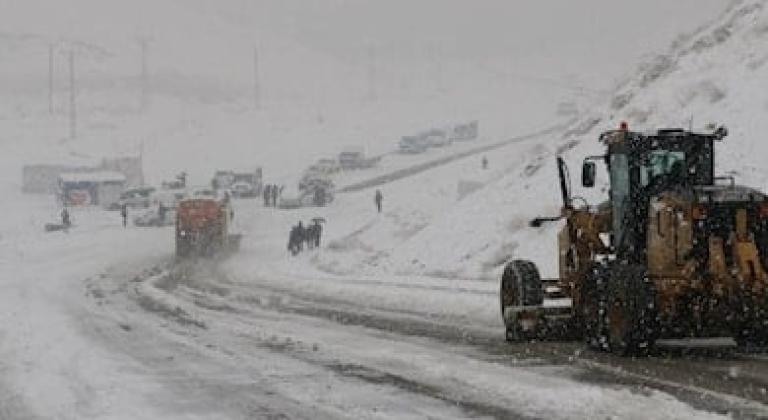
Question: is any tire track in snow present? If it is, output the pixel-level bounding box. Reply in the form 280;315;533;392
167;262;768;419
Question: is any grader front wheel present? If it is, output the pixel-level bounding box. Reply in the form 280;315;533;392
500;260;544;342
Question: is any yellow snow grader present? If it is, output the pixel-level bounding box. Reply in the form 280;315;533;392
501;124;768;355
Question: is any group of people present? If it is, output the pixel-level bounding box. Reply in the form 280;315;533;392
287;219;323;256
263;184;282;207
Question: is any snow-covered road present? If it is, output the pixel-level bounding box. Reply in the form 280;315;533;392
4;134;768;419
4;200;764;419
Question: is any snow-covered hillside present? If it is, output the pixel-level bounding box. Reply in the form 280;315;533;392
0;0;725;188
316;0;768;280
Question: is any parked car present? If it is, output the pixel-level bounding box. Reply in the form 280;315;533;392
278;186;313;209
308;158;342;175
211;168;263;196
423;129;451;147
279;174;335;209
109;186;156;210
338;150;381;170
230;181;259;198
150;189;186;208
133;207;175;227
399;135;429;154
449;120;479;141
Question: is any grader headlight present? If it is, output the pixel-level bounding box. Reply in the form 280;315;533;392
692;204;708;220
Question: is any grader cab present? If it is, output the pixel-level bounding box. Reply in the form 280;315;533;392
501;124;768;354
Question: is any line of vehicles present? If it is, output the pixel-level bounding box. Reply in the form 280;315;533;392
169;121;478;258
399;120;479;154
280;148;382;209
107;169;262;227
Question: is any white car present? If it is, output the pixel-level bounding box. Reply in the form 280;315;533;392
308;159;342;175
423;129;450;147
399;136;429;154
133;207;175;227
231;182;258;198
278;188;313;209
111;186;156;210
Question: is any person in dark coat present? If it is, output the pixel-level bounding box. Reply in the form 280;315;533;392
310;220;322;248
263;184;272;207
374;189;383;213
158;203;167;224
61;207;71;228
288;221;305;255
120;203;128;228
271;184;279;207
296;221;304;252
313;188;325;207
288;225;297;255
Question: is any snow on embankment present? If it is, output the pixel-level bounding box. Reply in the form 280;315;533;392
329;0;768;281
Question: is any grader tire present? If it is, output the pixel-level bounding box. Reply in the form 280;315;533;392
580;264;604;350
600;265;657;356
735;298;768;349
500;260;543;342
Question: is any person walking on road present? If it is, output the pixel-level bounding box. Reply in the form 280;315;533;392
61;207;71;228
311;219;323;248
263;184;272;207
120;203;128;228
482;156;489;170
374;189;383;214
271;184;279;207
158;203;167;224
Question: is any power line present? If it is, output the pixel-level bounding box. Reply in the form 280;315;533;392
253;46;261;109
137;37;152;111
48;44;54;115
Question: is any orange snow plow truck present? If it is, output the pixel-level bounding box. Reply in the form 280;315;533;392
175;197;240;257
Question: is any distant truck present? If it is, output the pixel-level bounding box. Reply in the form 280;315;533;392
449;120;479;141
175;196;240;257
58;171;127;208
423;129;451;147
134;189;187;227
108;186;156;210
399;135;429;154
338;150;381;170
307;159;342;175
211;168;263;198
279;173;335;209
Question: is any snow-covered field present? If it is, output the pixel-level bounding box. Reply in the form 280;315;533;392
7;0;768;418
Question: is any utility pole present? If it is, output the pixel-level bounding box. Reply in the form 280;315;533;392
48;44;54;115
366;45;377;102
139;140;145;186
430;43;443;93
253;46;261;109
68;49;76;140
138;37;150;111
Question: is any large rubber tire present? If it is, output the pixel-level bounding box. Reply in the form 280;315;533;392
580;264;604;350
735;296;768;349
600;264;657;356
500;260;544;342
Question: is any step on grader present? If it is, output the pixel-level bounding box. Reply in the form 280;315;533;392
500;123;768;355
